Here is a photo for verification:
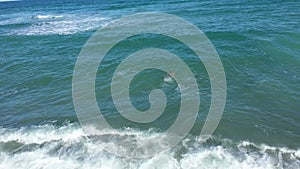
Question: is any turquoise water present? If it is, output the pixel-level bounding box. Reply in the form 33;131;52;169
0;0;299;168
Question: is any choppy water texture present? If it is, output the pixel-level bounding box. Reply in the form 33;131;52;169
0;0;299;168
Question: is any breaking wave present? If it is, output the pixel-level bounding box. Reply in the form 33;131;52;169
0;123;299;169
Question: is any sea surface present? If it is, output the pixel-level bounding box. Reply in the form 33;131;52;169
0;0;300;168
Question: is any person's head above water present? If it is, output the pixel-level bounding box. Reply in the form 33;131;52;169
167;71;175;78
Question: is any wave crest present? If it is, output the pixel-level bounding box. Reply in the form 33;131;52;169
0;123;299;169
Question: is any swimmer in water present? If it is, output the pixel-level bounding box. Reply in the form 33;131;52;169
168;71;175;78
164;71;175;82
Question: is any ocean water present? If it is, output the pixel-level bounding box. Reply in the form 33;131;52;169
0;0;300;168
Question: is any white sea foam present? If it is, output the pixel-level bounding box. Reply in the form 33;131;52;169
0;123;299;169
0;0;20;2
22;16;107;35
2;13;109;35
35;15;63;19
180;146;278;169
